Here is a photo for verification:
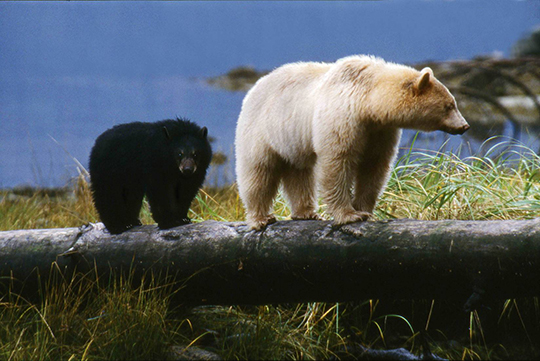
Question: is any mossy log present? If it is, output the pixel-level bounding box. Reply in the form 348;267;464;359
1;219;540;305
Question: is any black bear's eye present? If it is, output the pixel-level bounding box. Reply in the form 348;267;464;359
192;152;197;159
179;151;184;158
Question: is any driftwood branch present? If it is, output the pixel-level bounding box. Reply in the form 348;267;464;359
1;219;540;305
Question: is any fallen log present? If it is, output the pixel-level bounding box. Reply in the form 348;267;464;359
0;218;540;305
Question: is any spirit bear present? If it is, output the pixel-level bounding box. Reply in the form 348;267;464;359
89;118;212;234
235;55;469;230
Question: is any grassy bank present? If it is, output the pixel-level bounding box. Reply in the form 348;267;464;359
1;139;539;360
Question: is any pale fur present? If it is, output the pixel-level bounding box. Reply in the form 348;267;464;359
235;55;469;230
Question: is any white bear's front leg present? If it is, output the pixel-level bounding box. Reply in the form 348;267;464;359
317;154;371;225
353;128;401;214
282;163;321;221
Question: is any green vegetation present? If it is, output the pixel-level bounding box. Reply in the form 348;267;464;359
206;66;268;92
1;138;539;360
512;26;540;58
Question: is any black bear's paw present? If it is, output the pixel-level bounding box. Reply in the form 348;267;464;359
106;220;143;235
158;218;191;230
106;225;133;235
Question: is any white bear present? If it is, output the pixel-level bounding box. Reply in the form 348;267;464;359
235;55;469;230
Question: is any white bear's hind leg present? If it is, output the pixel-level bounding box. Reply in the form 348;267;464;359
237;156;282;230
282;164;320;221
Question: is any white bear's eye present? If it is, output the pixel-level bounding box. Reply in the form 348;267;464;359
444;103;455;113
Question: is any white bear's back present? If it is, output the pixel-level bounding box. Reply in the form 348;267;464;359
236;61;331;166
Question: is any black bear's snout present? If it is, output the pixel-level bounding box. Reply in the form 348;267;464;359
179;158;197;176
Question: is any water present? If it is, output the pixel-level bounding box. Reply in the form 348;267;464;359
1;1;538;188
0;75;244;187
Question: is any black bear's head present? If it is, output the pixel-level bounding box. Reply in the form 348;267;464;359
177;148;198;177
163;125;211;178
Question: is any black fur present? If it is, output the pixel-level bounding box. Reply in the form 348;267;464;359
89;118;212;234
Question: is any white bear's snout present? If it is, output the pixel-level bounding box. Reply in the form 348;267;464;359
441;110;470;135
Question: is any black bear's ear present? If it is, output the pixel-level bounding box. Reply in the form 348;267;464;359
200;127;208;139
163;126;171;140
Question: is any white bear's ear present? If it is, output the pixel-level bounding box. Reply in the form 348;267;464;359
416;67;433;93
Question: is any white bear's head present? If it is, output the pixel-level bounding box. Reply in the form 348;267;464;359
400;67;470;135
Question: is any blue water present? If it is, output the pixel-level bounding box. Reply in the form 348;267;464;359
0;76;244;187
1;1;539;187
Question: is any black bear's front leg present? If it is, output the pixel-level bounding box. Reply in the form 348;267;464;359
173;180;200;225
146;182;184;230
147;181;196;230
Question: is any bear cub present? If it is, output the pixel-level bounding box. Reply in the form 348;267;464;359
89;118;212;234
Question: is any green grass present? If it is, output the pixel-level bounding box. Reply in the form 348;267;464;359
378;137;540;222
1;139;539;360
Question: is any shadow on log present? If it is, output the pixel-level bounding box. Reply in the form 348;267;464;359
1;219;540;306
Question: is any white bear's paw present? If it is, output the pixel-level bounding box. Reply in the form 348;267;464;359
291;211;321;221
332;210;372;225
247;214;277;231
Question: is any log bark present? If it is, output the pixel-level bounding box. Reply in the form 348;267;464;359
1;219;540;305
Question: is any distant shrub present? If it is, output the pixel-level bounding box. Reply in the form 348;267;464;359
513;26;540;57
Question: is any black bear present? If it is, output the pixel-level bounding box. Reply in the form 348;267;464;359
89;118;212;234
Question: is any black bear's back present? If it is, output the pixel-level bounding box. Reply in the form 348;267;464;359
89;118;210;178
90;121;165;178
